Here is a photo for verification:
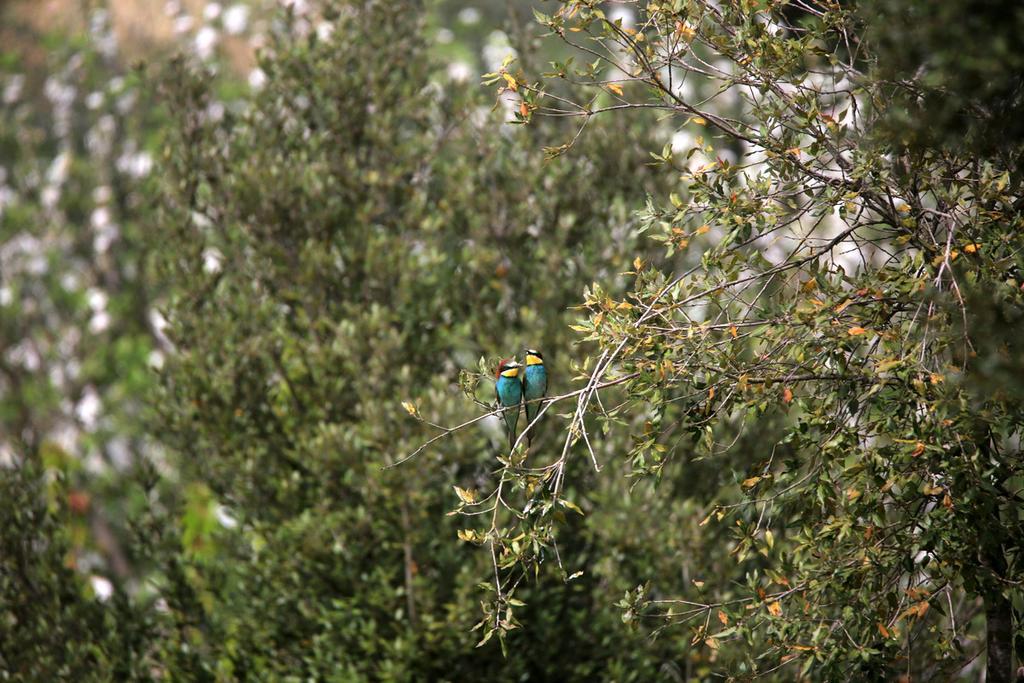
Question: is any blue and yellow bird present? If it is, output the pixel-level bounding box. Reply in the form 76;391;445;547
495;358;524;451
522;349;548;446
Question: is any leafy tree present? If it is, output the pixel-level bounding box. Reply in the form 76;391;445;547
152;0;693;678
466;0;1024;679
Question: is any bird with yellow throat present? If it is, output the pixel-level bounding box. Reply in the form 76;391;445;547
522;349;547;447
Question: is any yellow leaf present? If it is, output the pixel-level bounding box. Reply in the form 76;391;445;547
617;301;634;310
502;72;518;91
704;637;720;650
922;484;944;496
847;326;867;336
453;486;478;504
689;116;707;126
834;300;852;314
877;622;891;638
911;442;925;457
457;529;480;543
782;387;793;404
729;325;738;338
560;499;585;515
741;476;762;489
695;224;710;235
401;401;417;415
964;243;980;253
846;488;861;501
606;83;624;96
801;278;818;292
675;21;696;41
519;101;529;118
767;601;782;616
633;256;643;271
717;610;728;625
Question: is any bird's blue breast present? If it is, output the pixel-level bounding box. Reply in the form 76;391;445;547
497;374;523;403
524;364;547;398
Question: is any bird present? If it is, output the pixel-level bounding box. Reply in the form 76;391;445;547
495;358;524;451
522;349;548;447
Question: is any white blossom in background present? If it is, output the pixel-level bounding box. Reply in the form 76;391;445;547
87;286;108;313
203;2;222;21
86;288;110;335
315;21;333;41
174;14;195;35
482;31;516;73
86;114;116;157
249;67;267;90
0;444;16;467
435;28;454;45
3;74;24;104
46;151;71;186
458;7;481;25
202;247;224;274
76;387;102;428
91;205;120;253
195;26;219;60
447;61;472;83
7;340;41;372
89;310;111;334
90;576;114;601
89;10;118;59
206;101;226;122
0;186;15;219
223;4;250;34
116;150;153;178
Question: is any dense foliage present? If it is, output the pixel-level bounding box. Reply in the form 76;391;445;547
472;0;1023;679
150;1;696;679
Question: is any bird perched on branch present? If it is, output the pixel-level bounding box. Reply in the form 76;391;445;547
523;349;548;447
495;359;523;451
